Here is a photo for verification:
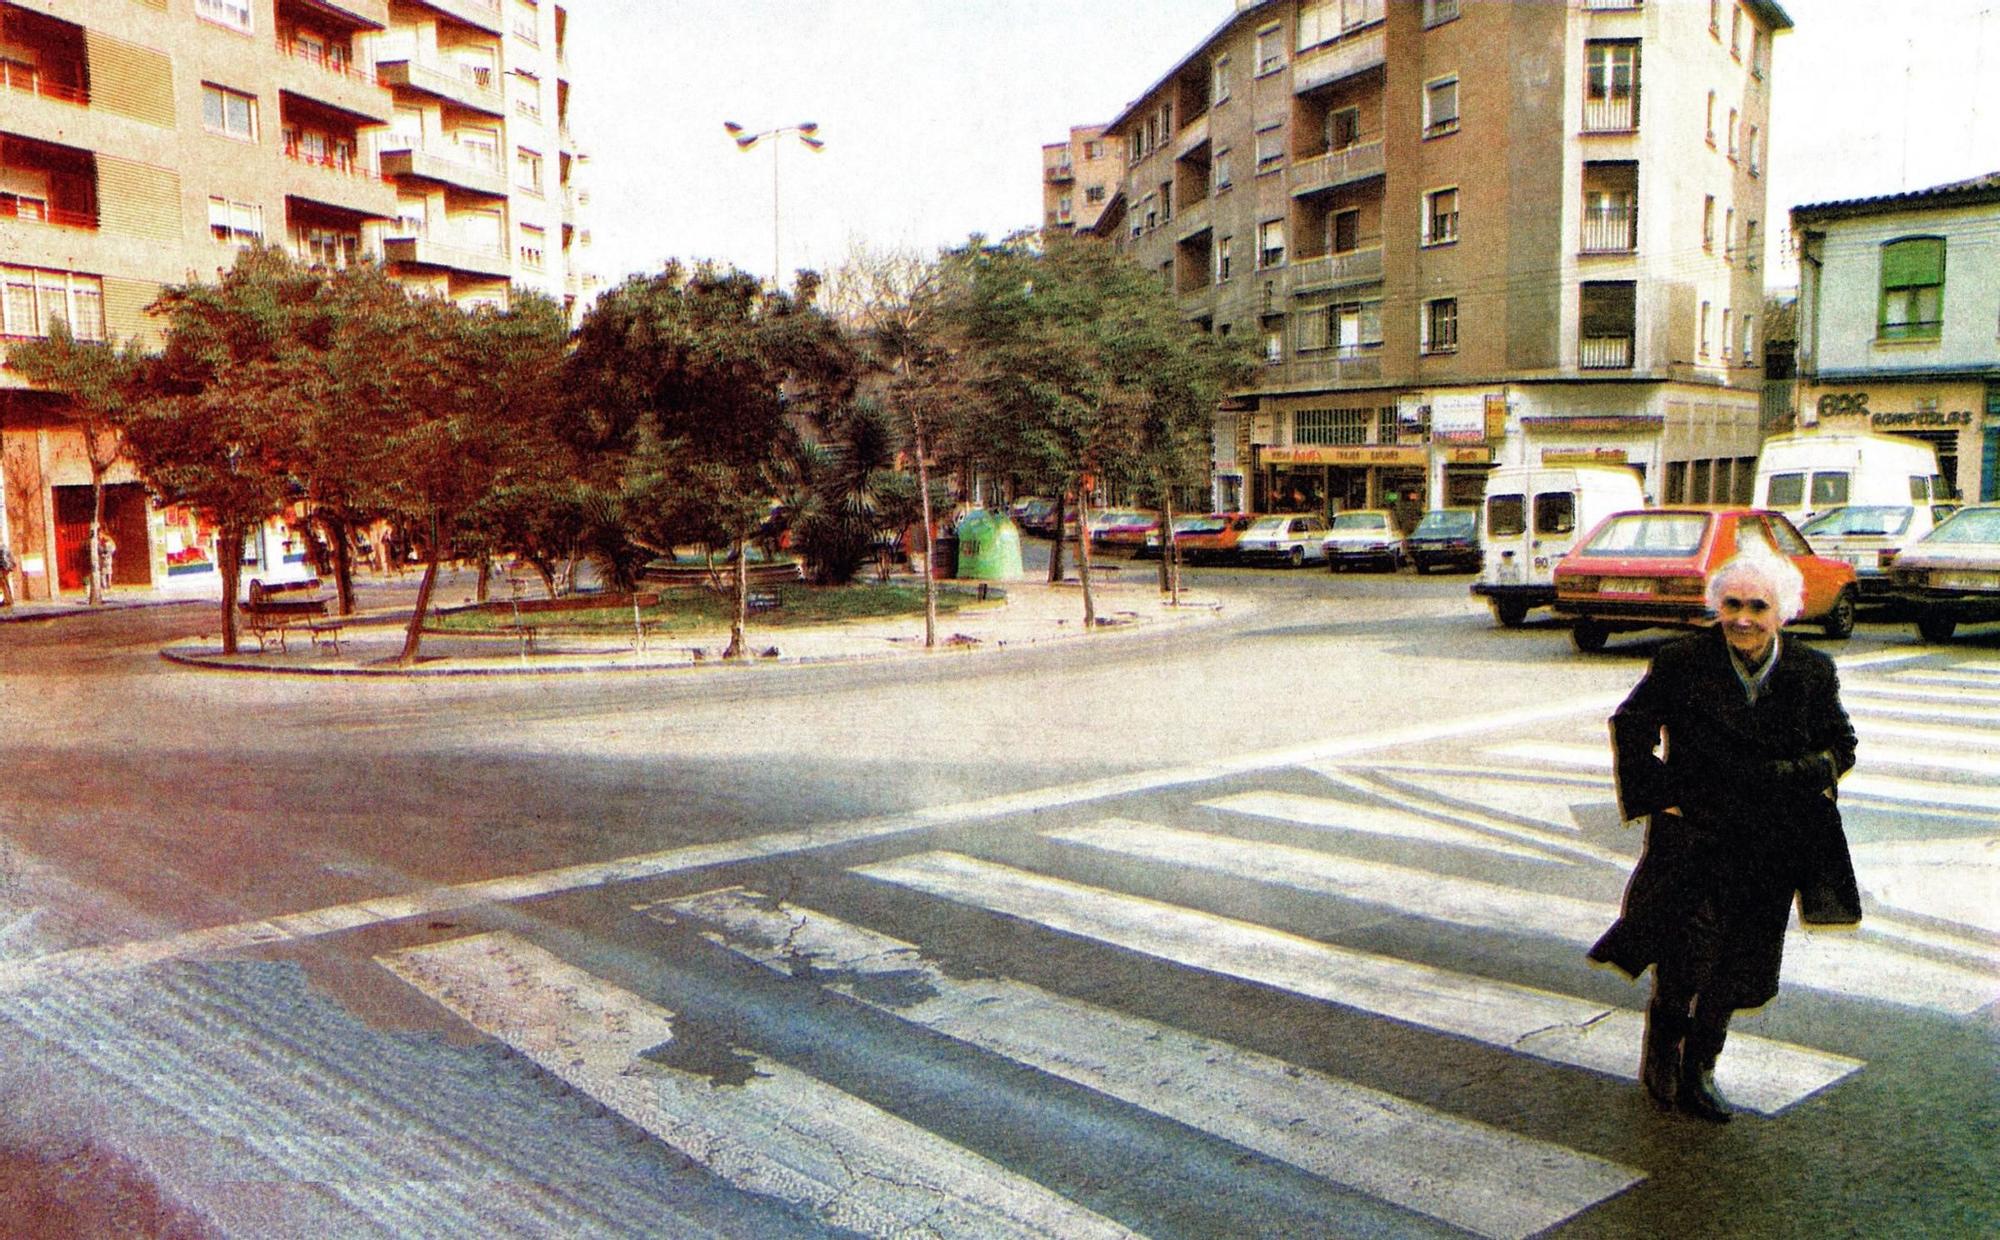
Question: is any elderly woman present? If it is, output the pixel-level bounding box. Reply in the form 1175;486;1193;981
1588;550;1861;1123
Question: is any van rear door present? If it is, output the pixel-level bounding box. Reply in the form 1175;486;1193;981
1482;487;1528;584
1528;484;1583;581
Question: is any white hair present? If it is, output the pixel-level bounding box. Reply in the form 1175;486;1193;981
1706;550;1806;622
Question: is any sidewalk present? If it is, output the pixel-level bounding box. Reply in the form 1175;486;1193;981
130;569;1224;676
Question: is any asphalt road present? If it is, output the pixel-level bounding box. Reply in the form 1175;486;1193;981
0;560;1993;1238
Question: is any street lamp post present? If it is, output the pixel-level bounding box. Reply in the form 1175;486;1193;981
722;121;825;289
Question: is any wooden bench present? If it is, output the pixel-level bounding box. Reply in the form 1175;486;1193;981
242;578;334;653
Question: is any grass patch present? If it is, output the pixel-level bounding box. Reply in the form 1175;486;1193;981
432;582;991;635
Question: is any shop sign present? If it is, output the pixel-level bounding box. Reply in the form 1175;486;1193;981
1519;415;1664;433
1817;391;1975;428
1484;394;1509;441
1250;413;1278;443
1432;393;1488;443
1264;445;1427;466
1443;447;1493;464
1542;448;1629;464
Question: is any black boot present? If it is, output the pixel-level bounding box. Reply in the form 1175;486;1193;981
1677;1001;1734;1124
1641;995;1686;1110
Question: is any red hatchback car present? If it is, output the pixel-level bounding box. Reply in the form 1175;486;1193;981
1552;507;1859;652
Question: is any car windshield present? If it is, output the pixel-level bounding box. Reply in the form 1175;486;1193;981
1331;513;1387;530
1246;516;1292;533
1800;505;1913;537
1579;512;1709;557
1415;512;1473;535
1177;516;1223;534
1924;507;2000;544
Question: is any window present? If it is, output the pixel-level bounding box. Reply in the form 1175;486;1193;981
1332;208;1360;254
1879;236;1946;341
1422;297;1458;354
207;196;264;245
1699;300;1712;358
201;84;258;140
1727;108;1738;160
1584;42;1639;131
1258;218;1286;268
1329;106;1361;151
1702;195;1715;250
0;266;104;341
1296;309;1330;353
455;127;501;169
1264;326;1283;364
1217;235;1233;282
1423;188;1459;246
1751;28;1766;78
519;223;546;270
1057;194;1073;223
1334;299;1383;353
1579;280;1636;368
1299;0;1384;48
1085;185;1105;205
1084;140;1103;160
1423;0;1461;27
1742;313;1755;363
195;0;252;33
1705;91;1716;145
1722;307;1733;360
1709;0;1721;35
1724;207;1735;260
1256;125;1285;173
1730;6;1743;57
1212;55;1231;104
1424;76;1459;138
1747;125;1761;174
512;0;540;44
1256;24;1285;75
1295;407;1373;446
300;227;359;269
1214;148;1233;191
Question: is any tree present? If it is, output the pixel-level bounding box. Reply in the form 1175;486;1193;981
567;262;857;658
6;321;149;606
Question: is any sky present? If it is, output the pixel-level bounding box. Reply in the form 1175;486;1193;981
567;0;2000;296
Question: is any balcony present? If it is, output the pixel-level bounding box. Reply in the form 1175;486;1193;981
1;56;87;106
1173;197;1211;242
0;196;96;232
1044;163;1074;184
412;0;504;35
1294;26;1385;94
1174;112;1210;160
1580;203;1637;253
380;234;510;277
282;149;397;217
1279;348;1384;388
1580;334;1634;369
379;145;508;197
375;57;503;116
275;43;390;121
1583;94;1637;134
1290;246;1384;293
1289;139;1384;198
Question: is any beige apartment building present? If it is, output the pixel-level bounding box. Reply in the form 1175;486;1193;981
1093;0;1786;526
1041;124;1124;235
0;0;594;601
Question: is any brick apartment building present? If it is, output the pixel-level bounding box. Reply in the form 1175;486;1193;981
1089;0;1786;526
0;0;594;601
1041;124;1125;235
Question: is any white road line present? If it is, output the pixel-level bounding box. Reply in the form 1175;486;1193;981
1855;719;2000;749
649;889;1644;1240
1850;838;2000;937
1312;771;1627;866
1849;682;2000;705
1485;742;1613;770
1887;671;2000;691
1339;769;1606;834
1857;743;2000;777
1052;821;2000;1016
854;852;1862;1116
378;933;1138;1240
1845;772;2000;811
1944;661;2000;676
1851;699;2000;724
1202;792;1563;862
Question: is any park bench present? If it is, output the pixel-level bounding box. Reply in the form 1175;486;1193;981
242;578;342;653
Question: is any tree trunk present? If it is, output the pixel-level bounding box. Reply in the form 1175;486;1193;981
1074;486;1096;629
398;513;444;667
322;514;356;616
724;539;748;659
533;558;558;600
476;555;491;604
914;418;937;649
86;468;106;606
1159;492;1181;604
1047;491;1067;583
217;526;245;655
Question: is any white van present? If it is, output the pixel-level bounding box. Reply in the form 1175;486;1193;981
1471;464;1647;626
1758;430;1958;595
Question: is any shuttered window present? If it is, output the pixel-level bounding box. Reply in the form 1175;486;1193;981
1879;236;1944;340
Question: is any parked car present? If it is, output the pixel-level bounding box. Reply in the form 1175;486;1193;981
1322;509;1407;572
1138;513;1207;560
1551;507;1858;652
1087;509;1160;555
1406;508;1481;574
1887;504;2000;642
1236;513;1330;567
1472;464;1649;627
1147;512;1255;564
1008;496;1053;530
1798;504;1928;598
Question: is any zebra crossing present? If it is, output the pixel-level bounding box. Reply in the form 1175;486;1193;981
365;653;2000;1237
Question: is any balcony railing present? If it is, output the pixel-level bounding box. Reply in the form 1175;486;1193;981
283;144;387;181
1583;94;1637;133
380;235;510;277
1290;245;1384;291
378;145;508;196
1583;0;1643;9
1044;163;1074;183
1580;334;1634;369
276;38;373;84
375;58;503;114
0;57;87;106
1281;348;1383;386
1580;204;1637;253
1288;138;1384;197
0;197;97;230
1293;25;1386;94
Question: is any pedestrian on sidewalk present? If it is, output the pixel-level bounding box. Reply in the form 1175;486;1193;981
0;543;16;606
97;530;117;593
1587;550;1860;1124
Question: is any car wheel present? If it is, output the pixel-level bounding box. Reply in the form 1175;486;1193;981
1821;589;1857;640
1414;557;1431;575
1917;612;1958;643
1571;619;1610;653
1492;598;1528;628
1287;545;1304;568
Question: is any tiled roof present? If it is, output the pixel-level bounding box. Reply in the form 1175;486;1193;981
1794;171;2000;221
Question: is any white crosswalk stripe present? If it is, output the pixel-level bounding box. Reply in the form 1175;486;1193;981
1050;820;1999;1015
854;851;1863;1116
650;887;1646;1240
379;933;1140;1240
1201;790;1561;861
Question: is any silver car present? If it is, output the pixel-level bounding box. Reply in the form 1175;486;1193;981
1887;504;2000;642
1235;514;1330;567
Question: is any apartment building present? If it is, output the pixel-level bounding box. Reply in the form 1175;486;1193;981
1094;0;1786;525
1041;124;1124;235
1793;173;2000;501
0;0;594;601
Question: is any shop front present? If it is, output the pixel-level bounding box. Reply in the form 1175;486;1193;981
1256;444;1494;531
1803;381;1990;501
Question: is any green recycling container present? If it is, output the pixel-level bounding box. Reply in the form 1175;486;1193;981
953;509;1023;580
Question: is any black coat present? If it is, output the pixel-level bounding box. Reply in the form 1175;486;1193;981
1588;627;1861;1009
